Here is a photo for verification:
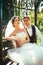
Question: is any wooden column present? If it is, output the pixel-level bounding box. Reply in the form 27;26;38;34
34;2;37;26
34;0;41;26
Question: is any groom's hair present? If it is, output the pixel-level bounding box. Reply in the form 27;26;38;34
23;16;30;19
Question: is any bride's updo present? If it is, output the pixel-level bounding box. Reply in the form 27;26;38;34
11;16;20;27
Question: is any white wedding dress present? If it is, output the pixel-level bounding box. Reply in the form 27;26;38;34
7;32;43;65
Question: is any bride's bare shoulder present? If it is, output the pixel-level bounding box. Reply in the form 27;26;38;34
21;28;26;32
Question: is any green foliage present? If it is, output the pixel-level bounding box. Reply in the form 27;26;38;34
30;11;34;25
30;10;43;32
37;11;43;31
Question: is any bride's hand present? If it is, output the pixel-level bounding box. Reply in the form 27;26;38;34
18;39;23;46
15;39;23;48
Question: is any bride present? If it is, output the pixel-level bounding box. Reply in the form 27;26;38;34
5;16;43;65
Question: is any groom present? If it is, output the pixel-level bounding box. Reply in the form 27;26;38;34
23;16;43;45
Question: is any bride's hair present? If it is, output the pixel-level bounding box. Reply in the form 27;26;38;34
11;16;20;27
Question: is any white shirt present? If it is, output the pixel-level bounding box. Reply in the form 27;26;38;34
25;25;43;46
